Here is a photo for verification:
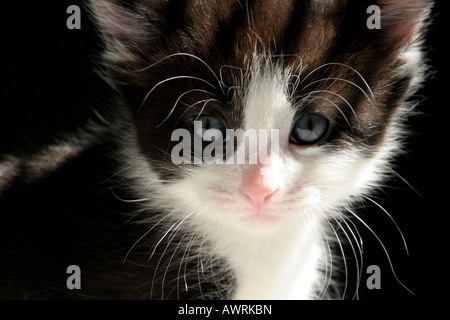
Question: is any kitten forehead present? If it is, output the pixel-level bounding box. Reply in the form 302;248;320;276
176;0;341;69
243;60;294;133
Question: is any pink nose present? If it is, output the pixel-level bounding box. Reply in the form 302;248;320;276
240;186;278;210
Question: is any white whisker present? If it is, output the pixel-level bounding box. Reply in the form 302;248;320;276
302;89;358;119
122;213;172;265
328;218;348;300
161;222;194;299
302;95;352;128
156;88;218;128
343;204;415;297
138;76;217;113
109;188;149;203
299;62;376;101
302;77;375;105
192;99;221;122
136;52;224;93
177;228;199;298
176;98;221;127
390;169;423;197
340;218;363;300
361;195;409;257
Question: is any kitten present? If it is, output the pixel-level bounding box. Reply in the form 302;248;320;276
0;0;430;299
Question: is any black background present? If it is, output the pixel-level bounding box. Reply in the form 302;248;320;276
1;0;448;302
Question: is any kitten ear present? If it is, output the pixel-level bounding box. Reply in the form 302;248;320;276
89;0;158;64
375;0;431;54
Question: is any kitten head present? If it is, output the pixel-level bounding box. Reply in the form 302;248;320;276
91;0;430;234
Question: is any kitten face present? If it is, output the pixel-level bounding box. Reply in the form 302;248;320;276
90;0;428;236
152;58;382;234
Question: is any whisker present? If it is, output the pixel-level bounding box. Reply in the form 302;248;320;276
226;85;243;99
149;144;176;163
301;95;352;128
175;98;221;127
302;77;375;105
122;213;173;265
219;64;244;88
156;88;218;128
196;234;206;300
177;228;199;298
320;223;334;299
138;76;217;113
192;99;221;122
151;208;207;299
299;62;376;101
148;215;189;263
109;187;149;203
161;222;194;299
333;217;363;300
340;218;364;300
342;204;415;297
328;218;348;300
154;226;185;299
301;89;358;119
136;52;224;94
390;169;423;197
361;195;409;257
149;213;193;299
93;163;137;189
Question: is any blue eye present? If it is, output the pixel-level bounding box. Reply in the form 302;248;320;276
290;114;329;145
192;116;227;142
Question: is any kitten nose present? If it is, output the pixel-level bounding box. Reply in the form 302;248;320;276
240;186;278;210
240;164;280;210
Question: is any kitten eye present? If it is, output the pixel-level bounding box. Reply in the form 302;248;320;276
290;114;329;145
192;116;227;142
